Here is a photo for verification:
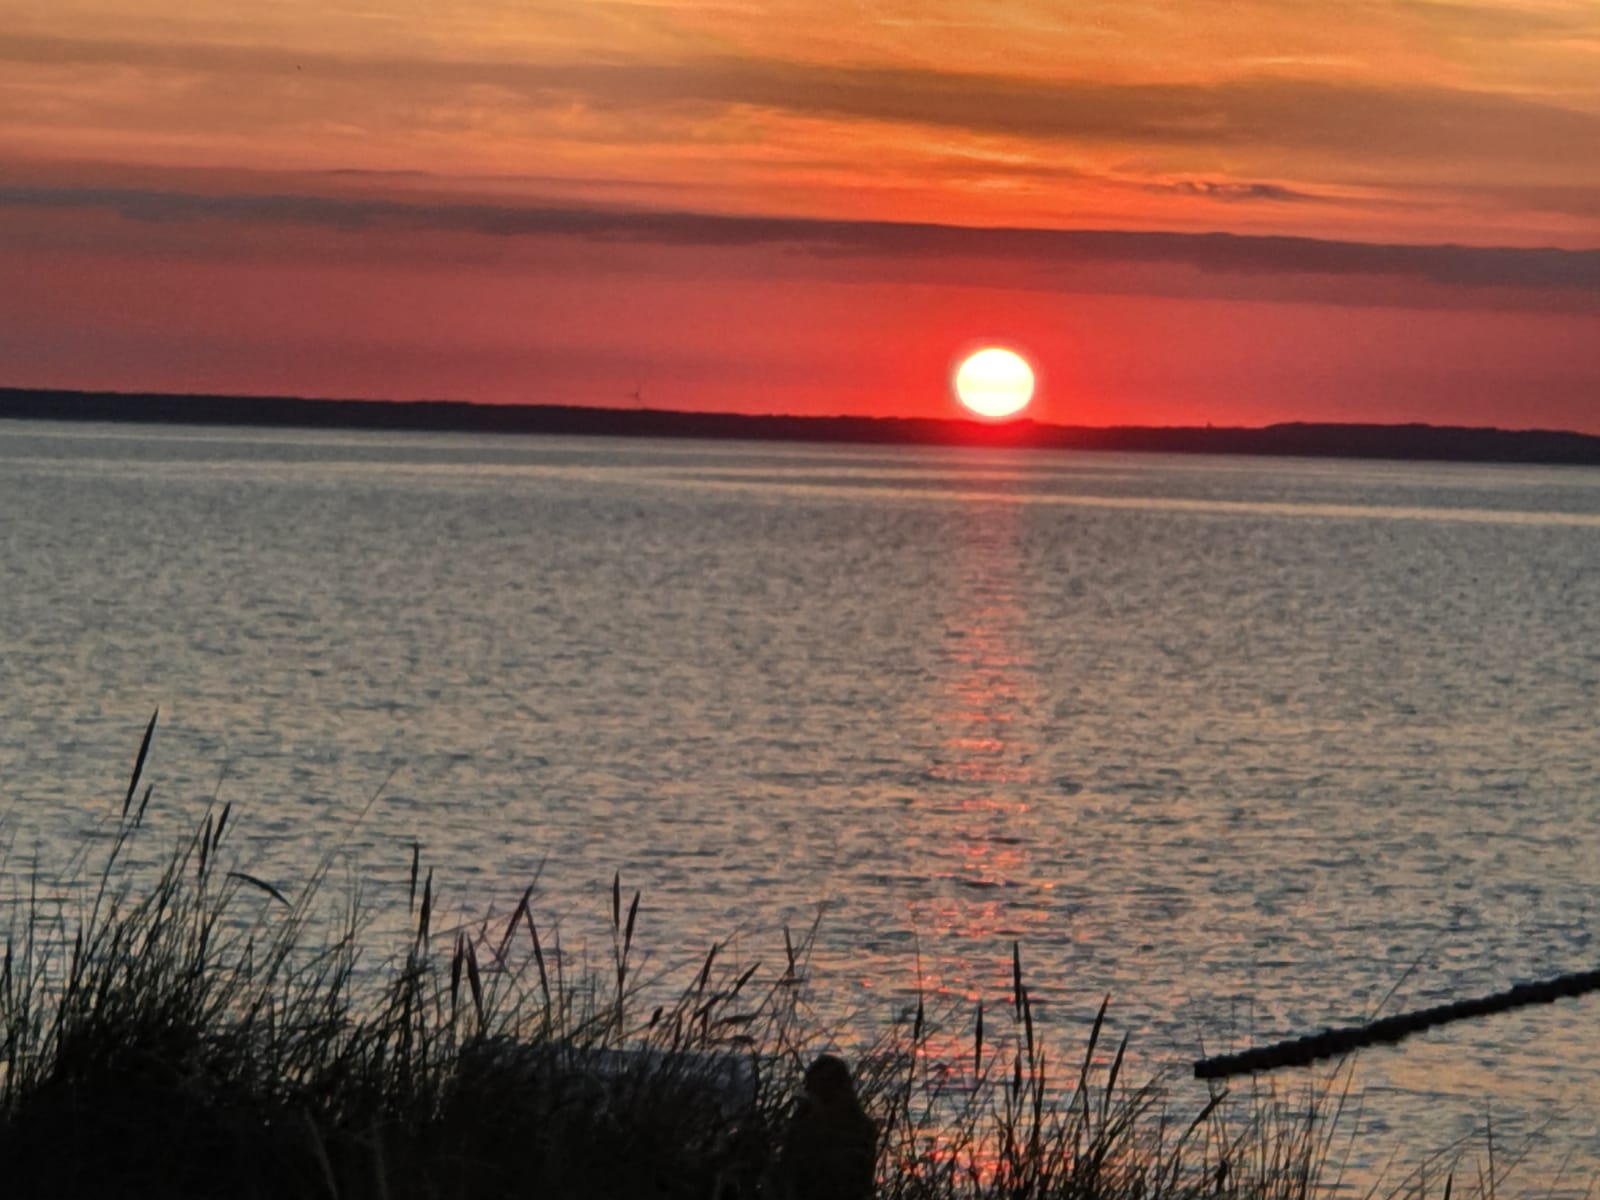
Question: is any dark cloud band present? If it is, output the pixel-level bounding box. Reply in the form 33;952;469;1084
4;183;1597;296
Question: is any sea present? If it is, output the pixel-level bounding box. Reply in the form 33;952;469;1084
2;419;1598;1192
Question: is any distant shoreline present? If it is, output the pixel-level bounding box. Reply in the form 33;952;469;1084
4;386;1599;465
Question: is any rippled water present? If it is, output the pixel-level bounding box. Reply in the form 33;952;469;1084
3;420;1599;1189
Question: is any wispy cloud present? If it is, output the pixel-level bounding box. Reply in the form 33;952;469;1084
537;62;1600;167
1145;180;1324;204
1394;0;1600;44
6;183;1596;298
7;33;1599;168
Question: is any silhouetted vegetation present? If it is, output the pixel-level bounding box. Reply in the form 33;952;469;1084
0;720;1558;1198
5;386;1600;464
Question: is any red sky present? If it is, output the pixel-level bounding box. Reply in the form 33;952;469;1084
3;1;1598;430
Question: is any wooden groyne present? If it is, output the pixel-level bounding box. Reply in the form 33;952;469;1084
1194;966;1600;1080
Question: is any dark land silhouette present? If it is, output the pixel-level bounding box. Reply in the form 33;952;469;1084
3;386;1599;464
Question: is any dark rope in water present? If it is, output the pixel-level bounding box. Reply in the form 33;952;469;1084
1193;966;1600;1080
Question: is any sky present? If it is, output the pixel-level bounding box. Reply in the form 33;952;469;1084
2;0;1598;430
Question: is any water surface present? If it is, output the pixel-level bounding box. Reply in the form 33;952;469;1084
3;421;1598;1189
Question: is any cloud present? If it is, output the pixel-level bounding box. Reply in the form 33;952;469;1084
541;61;1600;168
7;33;1600;168
1145;180;1324;203
5;183;1597;298
1394;0;1600;44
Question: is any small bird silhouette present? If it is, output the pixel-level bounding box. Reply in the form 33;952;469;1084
779;1055;877;1200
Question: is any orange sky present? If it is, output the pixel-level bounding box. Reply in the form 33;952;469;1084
3;0;1598;429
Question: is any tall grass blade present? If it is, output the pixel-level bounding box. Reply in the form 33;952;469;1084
121;708;158;818
1021;983;1035;1065
526;909;550;1007
499;883;535;964
450;931;465;1017
199;811;214;879
408;841;420;914
624;889;640;956
974;1002;984;1079
417;868;433;945
464;937;484;1031
1102;1031;1129;1126
1180;1089;1226;1145
1079;993;1108;1100
697;944;719;994
226;870;292;907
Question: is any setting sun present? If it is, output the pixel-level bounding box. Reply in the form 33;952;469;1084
953;347;1035;420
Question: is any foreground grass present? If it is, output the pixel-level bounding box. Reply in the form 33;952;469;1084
0;730;1526;1199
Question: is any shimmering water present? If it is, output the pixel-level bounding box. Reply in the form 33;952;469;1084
3;420;1599;1189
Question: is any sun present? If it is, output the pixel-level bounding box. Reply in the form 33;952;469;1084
953;347;1035;419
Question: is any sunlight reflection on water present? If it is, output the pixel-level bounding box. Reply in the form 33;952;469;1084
3;421;1599;1191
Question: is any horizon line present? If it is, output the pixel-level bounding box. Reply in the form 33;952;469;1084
4;384;1600;442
